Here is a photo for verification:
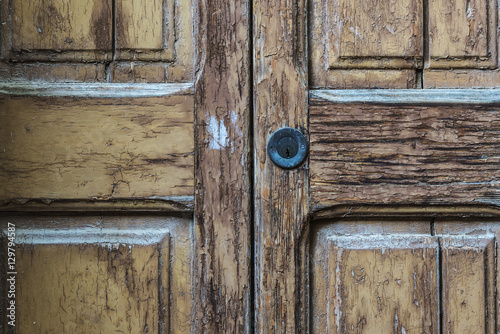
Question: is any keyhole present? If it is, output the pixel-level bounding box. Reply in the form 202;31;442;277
277;137;298;159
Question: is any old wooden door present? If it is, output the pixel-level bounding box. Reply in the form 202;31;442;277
2;0;500;333
251;0;500;333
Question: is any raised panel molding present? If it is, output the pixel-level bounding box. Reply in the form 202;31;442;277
0;83;194;204
428;0;497;69
310;0;499;88
0;215;193;333
0;0;194;82
115;0;174;61
312;220;500;333
2;0;113;62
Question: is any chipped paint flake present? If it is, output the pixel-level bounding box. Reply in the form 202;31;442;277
207;116;229;150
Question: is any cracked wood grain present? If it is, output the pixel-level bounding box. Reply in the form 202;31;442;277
253;0;309;332
0;90;194;202
310;97;500;210
193;0;251;332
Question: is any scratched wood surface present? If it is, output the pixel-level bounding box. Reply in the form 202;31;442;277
116;0;174;60
309;0;422;88
311;220;500;333
193;0;251;331
253;0;309;332
0;215;193;334
0;84;194;204
310;92;500;210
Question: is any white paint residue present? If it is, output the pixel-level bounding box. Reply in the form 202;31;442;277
402;327;407;334
230;110;243;137
5;228;170;245
394;312;398;332
349;26;363;40
207;116;229;150
335;249;343;330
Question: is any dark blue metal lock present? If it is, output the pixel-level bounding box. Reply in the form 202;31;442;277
267;127;308;169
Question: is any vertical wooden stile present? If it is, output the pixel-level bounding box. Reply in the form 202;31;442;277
253;0;309;332
194;0;252;333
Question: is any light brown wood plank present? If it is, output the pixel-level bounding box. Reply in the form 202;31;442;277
0;215;193;333
310;70;418;89
6;0;112;61
193;0;251;331
0;85;194;202
0;63;107;82
424;70;500;88
115;0;173;61
434;222;500;333
440;236;495;334
428;0;497;68
310;91;500;210
111;62;168;83
254;0;309;332
312;227;439;333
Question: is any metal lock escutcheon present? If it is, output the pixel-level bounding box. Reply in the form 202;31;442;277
267;127;308;169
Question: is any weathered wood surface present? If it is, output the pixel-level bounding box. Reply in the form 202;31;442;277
193;0;251;331
0;215;193;333
310;70;418;89
435;222;500;333
1;0;194;82
309;0;500;88
0;64;107;83
0;83;194;204
424;70;500;88
3;0;112;61
312;222;439;333
114;0;195;83
254;0;309;332
116;0;174;60
310;90;500;210
440;236;495;334
309;0;422;88
428;0;497;68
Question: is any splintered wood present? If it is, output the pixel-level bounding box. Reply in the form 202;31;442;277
310;96;500;209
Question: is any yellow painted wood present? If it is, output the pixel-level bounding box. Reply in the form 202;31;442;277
312;224;439;333
309;0;421;88
424;70;500;88
440;236;495;334
428;0;496;68
0;92;194;201
8;0;112;61
327;0;422;67
115;0;174;61
1;215;193;334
